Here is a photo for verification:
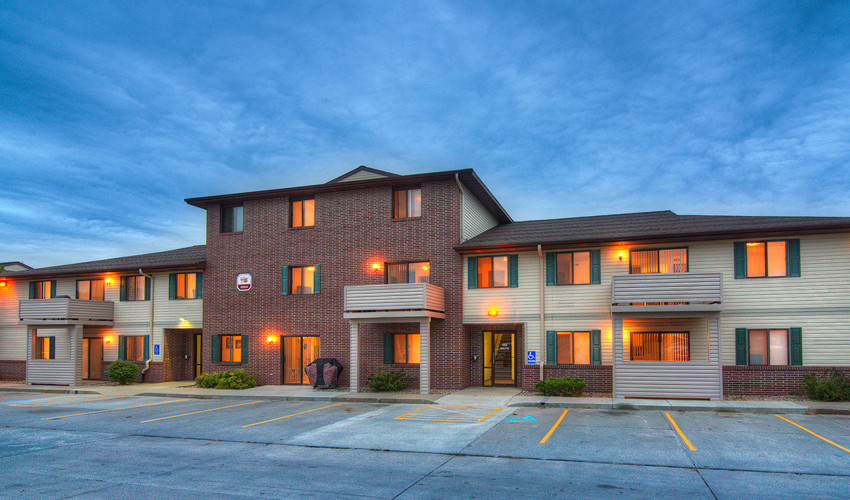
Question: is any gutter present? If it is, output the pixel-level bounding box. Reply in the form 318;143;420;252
139;268;154;380
537;245;545;383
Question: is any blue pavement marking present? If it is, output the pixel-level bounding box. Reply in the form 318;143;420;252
502;415;537;423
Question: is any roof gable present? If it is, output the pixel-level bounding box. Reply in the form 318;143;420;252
326;166;399;183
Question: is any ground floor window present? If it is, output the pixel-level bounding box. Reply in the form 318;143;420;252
33;335;54;359
393;334;421;363
630;332;689;361
556;332;591;364
119;336;146;361
748;329;788;366
221;335;242;362
283;336;320;384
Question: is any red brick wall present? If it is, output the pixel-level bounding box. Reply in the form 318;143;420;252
163;330;198;382
201;179;467;389
0;360;25;381
521;365;613;392
723;365;850;396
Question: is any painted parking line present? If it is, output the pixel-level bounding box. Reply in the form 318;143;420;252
141;401;265;423
41;400;184;420
5;394;104;405
776;414;850;454
11;396;125;407
664;412;696;451
539;409;568;444
241;402;345;428
395;405;502;423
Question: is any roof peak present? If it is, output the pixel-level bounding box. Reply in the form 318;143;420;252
326;165;399;183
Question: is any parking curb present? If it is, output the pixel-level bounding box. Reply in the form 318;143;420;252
0;387;99;395
507;400;811;414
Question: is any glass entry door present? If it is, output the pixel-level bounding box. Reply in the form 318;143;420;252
483;331;515;386
282;336;320;384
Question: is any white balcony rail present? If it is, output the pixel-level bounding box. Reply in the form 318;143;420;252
344;283;445;319
611;273;722;312
19;298;114;324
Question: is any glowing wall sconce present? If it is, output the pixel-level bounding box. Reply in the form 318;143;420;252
103;337;111;344
371;262;381;271
266;335;276;344
488;307;499;317
618;251;626;261
0;279;7;288
104;278;112;285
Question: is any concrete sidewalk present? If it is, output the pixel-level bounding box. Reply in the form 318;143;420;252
2;382;848;415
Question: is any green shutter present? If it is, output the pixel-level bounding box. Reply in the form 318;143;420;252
313;264;321;294
508;255;518;288
168;274;176;300
240;335;248;364
734;242;746;279
211;335;219;363
735;328;748;365
48;336;55;360
590;250;601;285
383;333;393;364
545;253;557;286
28;282;35;299
144;277;151;301
546;331;556;364
787;239;801;277
118;336;126;360
467;257;477;289
281;266;290;295
789;327;802;366
143;335;150;359
196;272;203;299
590;330;602;365
49;280;57;298
119;277;127;301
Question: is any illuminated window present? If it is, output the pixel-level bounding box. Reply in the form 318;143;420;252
33;335;54;360
630;248;688;274
170;273;202;299
221;335;242;363
76;279;104;301
393;187;421;219
221;204;243;233
392;334;421;363
29;280;54;299
556;332;591;364
122;336;146;361
477;256;509;288
290;266;316;295
747;330;788;366
291;198;315;228
555;252;590;285
745;241;787;278
120;276;149;301
386;262;430;284
630;333;690;361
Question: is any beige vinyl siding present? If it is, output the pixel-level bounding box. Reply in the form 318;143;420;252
0;280;28;359
460;183;498;241
622;317;709;362
336;170;390;182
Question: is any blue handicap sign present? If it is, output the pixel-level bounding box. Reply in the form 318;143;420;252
154;344;160;356
503;415;538;423
526;350;537;364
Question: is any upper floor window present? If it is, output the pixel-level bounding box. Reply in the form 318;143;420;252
630;332;690;361
387;262;429;284
630;248;687;274
291;198;315;228
468;255;518;289
169;272;202;299
76;279;104;301
221;204;244;233
282;265;321;295
557;252;589;284
120;276;150;301
734;240;800;279
393;186;421;219
29;280;55;299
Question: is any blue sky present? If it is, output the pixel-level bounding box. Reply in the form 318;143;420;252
2;1;849;267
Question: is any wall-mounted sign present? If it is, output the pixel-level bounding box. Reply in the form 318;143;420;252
526;351;537;364
236;273;252;291
154;344;160;356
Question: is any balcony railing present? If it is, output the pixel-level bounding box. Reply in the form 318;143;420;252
611;273;722;312
344;283;445;320
19;298;114;324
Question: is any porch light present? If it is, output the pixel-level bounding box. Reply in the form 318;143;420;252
488;307;499;317
618;251;625;261
266;335;275;344
104;278;111;285
104;337;111;344
0;279;7;287
371;263;381;270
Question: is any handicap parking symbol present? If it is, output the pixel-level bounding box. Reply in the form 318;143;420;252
526;350;537;364
503;415;537;423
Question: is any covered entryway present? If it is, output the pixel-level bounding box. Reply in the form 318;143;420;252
483;331;516;387
163;328;202;381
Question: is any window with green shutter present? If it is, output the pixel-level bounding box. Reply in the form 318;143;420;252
472;255;515;288
29;280;55;299
735;239;800;279
169;273;202;299
546;250;600;285
120;276;150;301
547;330;601;365
738;328;801;366
286;266;319;295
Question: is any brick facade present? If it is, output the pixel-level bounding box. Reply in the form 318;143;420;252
0;360;25;381
201;179;467;389
722;365;850;396
521;364;613;392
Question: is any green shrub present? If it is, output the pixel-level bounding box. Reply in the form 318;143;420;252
535;377;587;397
803;371;850;401
368;370;412;392
194;369;257;390
106;361;139;385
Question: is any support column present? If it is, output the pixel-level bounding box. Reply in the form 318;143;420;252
25;325;33;385
71;325;83;386
349;321;359;392
611;314;623;398
708;312;722;399
419;318;431;395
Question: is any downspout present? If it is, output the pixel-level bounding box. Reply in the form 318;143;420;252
455;173;465;243
139;268;153;381
537;245;545;382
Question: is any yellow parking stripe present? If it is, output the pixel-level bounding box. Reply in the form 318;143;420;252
12;396;124;407
539;409;568;444
41;400;183;420
242;402;345;428
140;401;264;423
665;412;696;451
776;414;850;453
394;405;502;422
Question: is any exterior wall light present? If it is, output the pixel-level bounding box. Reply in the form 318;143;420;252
0;279;7;287
266;335;275;344
104;278;112;285
104;337;111;344
618;251;625;261
371;263;381;270
488;307;499;317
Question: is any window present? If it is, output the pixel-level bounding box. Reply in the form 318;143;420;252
29;280;55;299
387;262;430;284
384;333;420;363
555;252;590;285
120;276;149;301
630;332;690;361
122;336;146;361
735;240;799;279
556;331;591;364
221;335;242;363
747;329;789;366
393;187;421;219
33;335;54;360
76;279;104;301
290;266;316;295
169;272;202;299
221;204;244;233
291;198;315;228
630;248;688;274
478;256;509;288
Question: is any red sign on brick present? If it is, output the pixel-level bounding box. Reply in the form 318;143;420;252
236;273;252;291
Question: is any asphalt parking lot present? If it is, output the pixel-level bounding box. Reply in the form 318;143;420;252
1;392;848;498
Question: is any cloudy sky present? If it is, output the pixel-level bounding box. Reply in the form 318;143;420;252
2;1;849;267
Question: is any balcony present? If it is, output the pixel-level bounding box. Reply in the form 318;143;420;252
343;283;445;320
19;298;114;325
611;273;722;313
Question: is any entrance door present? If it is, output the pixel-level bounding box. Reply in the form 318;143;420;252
282;336;320;384
83;338;104;380
483;331;515;387
194;333;202;379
